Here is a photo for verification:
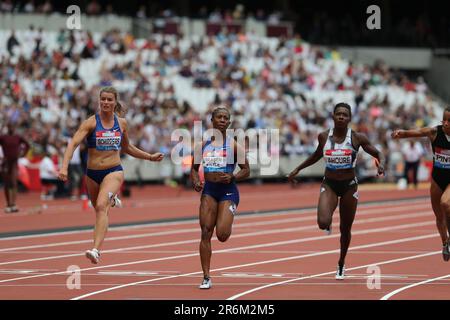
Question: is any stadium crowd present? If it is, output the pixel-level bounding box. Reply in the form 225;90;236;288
0;24;443;196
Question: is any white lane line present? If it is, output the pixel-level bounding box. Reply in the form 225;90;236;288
71;233;439;300
0;209;434;266
0;198;428;242
227;251;441;300
0;219;436;285
3;281;447;289
0;202;431;253
1;189;315;218
380;274;450;300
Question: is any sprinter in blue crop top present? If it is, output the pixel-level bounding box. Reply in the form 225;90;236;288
392;106;450;262
288;103;385;280
190;107;250;289
58;86;164;264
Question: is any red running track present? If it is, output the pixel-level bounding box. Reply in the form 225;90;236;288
0;183;448;300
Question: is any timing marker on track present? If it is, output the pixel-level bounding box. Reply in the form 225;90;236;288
221;272;289;278
0;269;58;274
97;270;180;276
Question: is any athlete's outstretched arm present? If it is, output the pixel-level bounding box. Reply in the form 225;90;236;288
233;141;250;181
391;127;437;141
123;143;164;161
358;133;386;176
190;142;204;192
120;120;164;161
59;117;94;181
287;132;326;183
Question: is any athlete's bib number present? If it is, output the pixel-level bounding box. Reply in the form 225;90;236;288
203;156;226;168
96;130;121;151
434;149;450;169
325;149;353;170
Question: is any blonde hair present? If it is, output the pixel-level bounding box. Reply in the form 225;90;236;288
99;86;123;115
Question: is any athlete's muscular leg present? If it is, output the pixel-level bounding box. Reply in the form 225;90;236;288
86;172;123;250
317;182;339;230
86;176;100;208
215;200;236;242
199;195;218;279
338;187;358;267
430;180;448;245
439;183;450;243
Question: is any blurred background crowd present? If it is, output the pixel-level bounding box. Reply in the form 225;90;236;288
0;0;448;199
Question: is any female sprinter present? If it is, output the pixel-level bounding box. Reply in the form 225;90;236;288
190;107;250;289
392;106;450;261
58;86;164;264
288;102;385;279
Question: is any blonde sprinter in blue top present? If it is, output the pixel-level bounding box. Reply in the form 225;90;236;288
58;86;164;264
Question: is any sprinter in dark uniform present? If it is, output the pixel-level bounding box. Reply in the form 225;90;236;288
288;103;385;279
58;86;164;264
392;106;450;261
0;123;30;213
191;107;250;289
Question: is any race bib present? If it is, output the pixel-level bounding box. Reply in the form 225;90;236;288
434;147;450;169
203;156;227;169
325;149;353;170
96;130;121;151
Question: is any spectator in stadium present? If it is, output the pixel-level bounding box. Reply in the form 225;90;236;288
0;123;30;213
39;149;62;200
40;0;52;14
136;5;147;19
86;0;101;16
67;132;84;200
0;25;443;185
401;140;424;189
6;30;19;56
23;0;35;13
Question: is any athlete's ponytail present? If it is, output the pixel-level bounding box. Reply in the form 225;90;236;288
115;101;123;116
116;101;128;117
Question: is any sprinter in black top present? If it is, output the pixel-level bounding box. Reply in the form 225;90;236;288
391;106;450;261
288;103;385;279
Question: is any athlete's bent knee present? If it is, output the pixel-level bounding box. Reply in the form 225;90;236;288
440;199;450;214
216;232;231;242
95;201;108;213
317;217;331;230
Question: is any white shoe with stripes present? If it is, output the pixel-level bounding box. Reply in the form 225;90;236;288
335;265;345;280
109;193;122;208
85;248;100;264
199;277;212;289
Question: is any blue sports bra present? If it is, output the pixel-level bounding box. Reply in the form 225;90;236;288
86;114;122;151
202;137;236;174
